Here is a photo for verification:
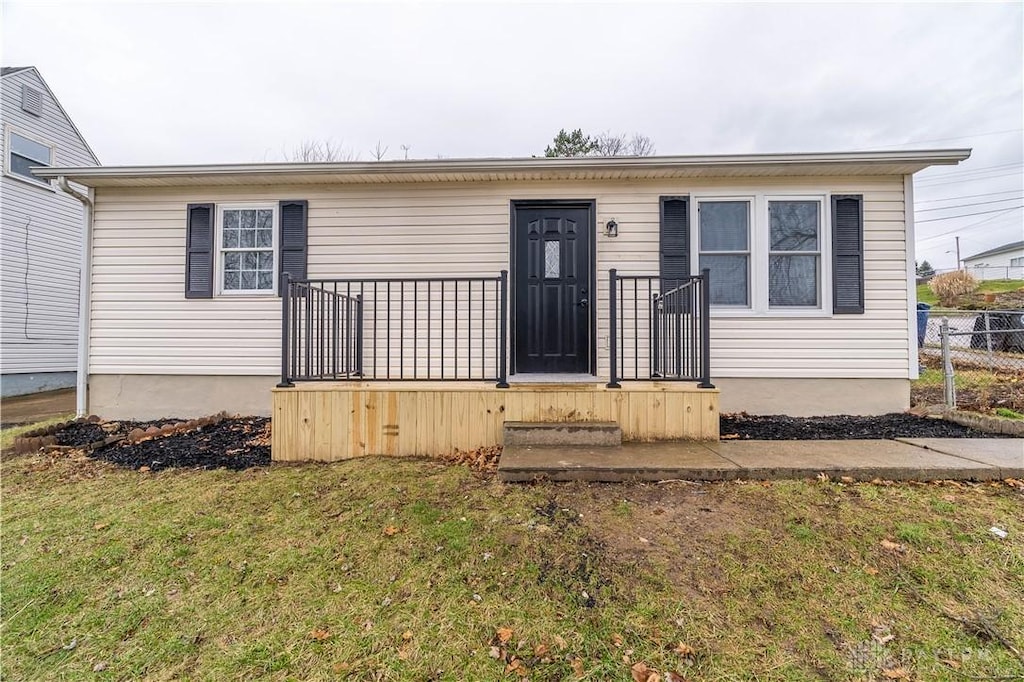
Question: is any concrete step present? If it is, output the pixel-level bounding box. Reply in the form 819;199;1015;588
503;421;622;447
497;443;738;482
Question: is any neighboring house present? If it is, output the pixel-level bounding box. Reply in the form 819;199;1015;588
1;67;99;397
37;149;970;459
962;240;1024;281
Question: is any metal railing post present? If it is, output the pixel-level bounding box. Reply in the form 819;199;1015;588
940;317;955;408
496;270;509;388
607;269;620;388
277;273;293;387
355;294;364;377
650;291;660;378
698;268;715;389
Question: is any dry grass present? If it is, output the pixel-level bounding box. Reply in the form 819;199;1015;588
2;452;1022;681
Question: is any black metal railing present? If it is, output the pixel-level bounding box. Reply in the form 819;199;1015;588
607;268;713;388
278;272;508;386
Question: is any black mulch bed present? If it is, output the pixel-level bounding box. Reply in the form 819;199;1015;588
88;417;270;471
720;413;1009;440
53;420;165;448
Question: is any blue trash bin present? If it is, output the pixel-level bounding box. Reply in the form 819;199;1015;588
916;303;931;348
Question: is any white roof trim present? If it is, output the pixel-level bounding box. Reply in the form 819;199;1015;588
35;149;970;187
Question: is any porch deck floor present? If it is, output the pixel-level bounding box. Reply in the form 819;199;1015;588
497;438;1024;482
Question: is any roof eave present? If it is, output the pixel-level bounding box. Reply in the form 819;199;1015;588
34;148;972;186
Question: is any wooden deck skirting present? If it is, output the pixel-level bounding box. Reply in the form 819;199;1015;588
271;382;719;462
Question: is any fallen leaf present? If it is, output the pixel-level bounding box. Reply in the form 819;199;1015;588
553;635;568;650
672;641;695;657
383;525;400;536
611;632;624;647
402;630;413;641
534;643;549;657
488;646;502;659
940;658;961;669
880;539;906;553
864;566;879;575
92;662;108;672
139;466;151;473
664;672;686;682
93;522;109;530
505;657;528;675
331;662;350;674
881;667;909;679
571;658;585;677
309;628;331;641
840;476;855;483
496;627;513;644
631;662;652;682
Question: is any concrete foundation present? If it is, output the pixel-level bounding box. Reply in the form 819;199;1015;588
88;374;277;420
88;374;912;421
715;378;910;416
503;421;622;447
1;371;76;398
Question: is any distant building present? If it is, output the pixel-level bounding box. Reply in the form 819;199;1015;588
1;66;99;397
962;240;1024;281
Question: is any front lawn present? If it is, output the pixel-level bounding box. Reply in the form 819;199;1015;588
2;452;1022;680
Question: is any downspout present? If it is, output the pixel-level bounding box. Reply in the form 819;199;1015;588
57;176;94;417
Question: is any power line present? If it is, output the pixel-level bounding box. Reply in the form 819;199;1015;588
915;196;1024;212
916;205;1022;223
915;170;1024;187
854;127;1023;150
919;161;1023;180
917;189;1024;204
917;208;1022;241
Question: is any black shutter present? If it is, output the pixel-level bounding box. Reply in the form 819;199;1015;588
278;200;308;295
185;203;214;299
660;196;691;312
832;194;865;314
660;196;690;282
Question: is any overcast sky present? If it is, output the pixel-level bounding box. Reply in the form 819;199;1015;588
2;1;1021;269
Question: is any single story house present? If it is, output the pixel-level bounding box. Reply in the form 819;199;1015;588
962;240;1024;281
36;149;970;460
1;66;99;397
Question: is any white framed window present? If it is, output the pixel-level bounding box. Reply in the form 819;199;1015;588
768;199;822;308
216;204;277;295
692;193;830;316
697;199;751;307
1010;256;1024;267
4;125;54;188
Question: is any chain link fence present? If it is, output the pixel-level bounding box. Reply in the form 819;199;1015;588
917;308;1024;413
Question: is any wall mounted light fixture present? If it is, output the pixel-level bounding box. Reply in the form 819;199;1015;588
605;219;619;238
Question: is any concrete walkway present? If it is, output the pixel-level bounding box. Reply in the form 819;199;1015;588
497;438;1024;482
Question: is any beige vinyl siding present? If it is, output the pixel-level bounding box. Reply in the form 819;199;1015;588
87;176;908;379
1;69;97;374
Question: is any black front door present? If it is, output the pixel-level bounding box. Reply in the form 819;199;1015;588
513;202;592;374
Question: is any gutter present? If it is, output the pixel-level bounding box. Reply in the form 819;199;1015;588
56;176;94;417
33;148;973;184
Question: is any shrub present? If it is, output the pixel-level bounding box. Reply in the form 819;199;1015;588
928;270;976;307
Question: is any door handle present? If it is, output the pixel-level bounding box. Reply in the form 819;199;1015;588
578;298;588;308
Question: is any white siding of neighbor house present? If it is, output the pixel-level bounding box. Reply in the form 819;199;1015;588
1;68;97;375
87;175;909;379
963;246;1024;281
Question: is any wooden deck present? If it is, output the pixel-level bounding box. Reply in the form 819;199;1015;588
271;381;719;462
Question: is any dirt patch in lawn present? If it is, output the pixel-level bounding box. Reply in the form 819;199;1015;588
719;412;1006;439
89;417;270;471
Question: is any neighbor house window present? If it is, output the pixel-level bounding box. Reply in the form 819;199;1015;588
698;200;750;306
768;200;822;307
5;127;53;185
1011;257;1024;267
218;206;276;294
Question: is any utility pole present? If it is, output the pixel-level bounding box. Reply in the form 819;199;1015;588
955;236;961;270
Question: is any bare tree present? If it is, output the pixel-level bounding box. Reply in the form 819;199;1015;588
549;129;656;157
285;139;358;162
370;141;389;161
593;131;626;156
625;133;655;156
